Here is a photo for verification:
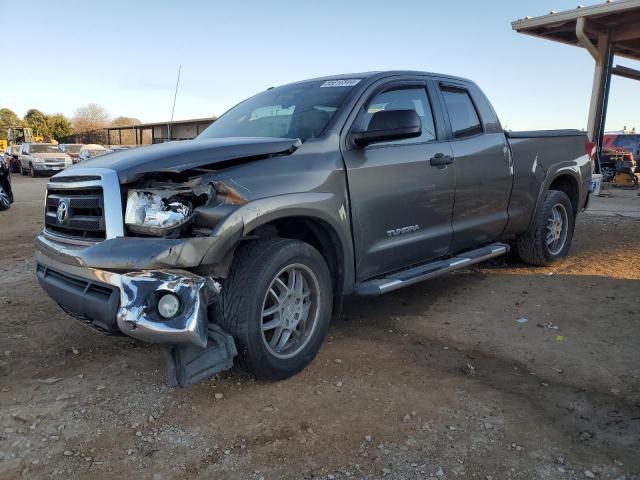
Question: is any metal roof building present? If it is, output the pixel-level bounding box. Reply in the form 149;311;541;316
105;117;215;145
512;0;640;168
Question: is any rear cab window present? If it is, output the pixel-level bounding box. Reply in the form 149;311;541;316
440;85;483;139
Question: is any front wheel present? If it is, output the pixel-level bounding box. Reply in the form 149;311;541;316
516;190;575;266
214;238;333;380
29;164;36;178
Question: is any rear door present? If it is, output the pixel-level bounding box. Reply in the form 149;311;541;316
438;81;512;251
341;78;455;281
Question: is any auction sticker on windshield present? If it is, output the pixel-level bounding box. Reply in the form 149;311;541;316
320;79;361;87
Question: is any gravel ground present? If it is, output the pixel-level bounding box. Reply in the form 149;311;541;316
1;175;639;479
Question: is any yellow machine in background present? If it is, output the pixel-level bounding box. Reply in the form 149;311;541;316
4;127;48;149
8;127;35;144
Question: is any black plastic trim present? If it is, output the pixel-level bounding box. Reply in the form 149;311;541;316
36;264;121;334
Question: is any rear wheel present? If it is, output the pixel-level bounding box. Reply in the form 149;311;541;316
214;238;333;380
516;190;575;266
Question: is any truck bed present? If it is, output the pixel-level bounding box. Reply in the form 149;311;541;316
504;130;590;235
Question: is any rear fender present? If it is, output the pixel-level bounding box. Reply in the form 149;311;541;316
528;163;585;229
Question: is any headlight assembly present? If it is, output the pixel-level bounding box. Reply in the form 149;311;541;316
125;190;193;236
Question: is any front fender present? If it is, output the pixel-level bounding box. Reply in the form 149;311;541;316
204;191;355;292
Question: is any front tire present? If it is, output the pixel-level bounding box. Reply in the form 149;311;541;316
29;164;36;178
0;186;10;211
214;238;333;380
516;190;575;266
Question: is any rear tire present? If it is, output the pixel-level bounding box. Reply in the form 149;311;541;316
214;238;333;380
516;190;575;266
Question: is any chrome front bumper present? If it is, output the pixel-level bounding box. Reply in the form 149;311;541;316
35;242;220;348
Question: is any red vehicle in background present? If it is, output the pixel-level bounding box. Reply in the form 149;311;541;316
600;134;640;181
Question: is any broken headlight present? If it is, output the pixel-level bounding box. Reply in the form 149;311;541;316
125;190;192;236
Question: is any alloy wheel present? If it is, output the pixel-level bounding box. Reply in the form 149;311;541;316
546;203;569;255
260;263;320;359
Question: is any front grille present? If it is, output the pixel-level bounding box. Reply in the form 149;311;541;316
45;186;106;240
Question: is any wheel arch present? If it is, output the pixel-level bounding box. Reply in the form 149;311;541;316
246;214;349;319
547;173;580;214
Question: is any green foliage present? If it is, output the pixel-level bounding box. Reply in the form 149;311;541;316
0;108;22;140
47;113;74;141
24;109;50;137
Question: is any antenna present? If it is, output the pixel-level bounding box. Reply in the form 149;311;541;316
168;65;182;141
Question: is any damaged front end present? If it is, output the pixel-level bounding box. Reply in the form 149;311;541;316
117;270;221;348
34;166;251;387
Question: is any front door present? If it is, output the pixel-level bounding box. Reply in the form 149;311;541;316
342;81;456;281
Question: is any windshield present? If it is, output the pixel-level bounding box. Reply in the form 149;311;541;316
30;144;60;154
65;145;82;154
198;79;360;142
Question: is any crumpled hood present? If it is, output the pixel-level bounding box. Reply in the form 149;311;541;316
65;137;301;183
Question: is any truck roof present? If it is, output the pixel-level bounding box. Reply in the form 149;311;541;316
281;70;473;88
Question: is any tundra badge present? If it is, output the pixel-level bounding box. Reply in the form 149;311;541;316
386;225;420;237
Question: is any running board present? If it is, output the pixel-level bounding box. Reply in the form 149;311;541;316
355;243;509;297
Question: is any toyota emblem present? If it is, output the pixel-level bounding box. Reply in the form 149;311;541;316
56;199;69;224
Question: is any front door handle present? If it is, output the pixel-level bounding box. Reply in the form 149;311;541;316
429;153;454;166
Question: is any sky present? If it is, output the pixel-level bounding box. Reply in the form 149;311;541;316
2;0;638;132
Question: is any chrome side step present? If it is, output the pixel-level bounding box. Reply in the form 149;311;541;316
355;243;509;297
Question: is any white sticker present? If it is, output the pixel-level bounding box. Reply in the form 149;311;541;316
320;79;361;88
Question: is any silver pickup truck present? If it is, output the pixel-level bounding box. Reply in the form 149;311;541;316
34;71;591;386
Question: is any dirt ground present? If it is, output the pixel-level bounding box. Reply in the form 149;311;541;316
1;175;639;480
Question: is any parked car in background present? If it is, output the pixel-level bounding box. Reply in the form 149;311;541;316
58;144;84;164
109;145;137;152
0;151;14;210
19;143;72;177
78;144;112;162
3;145;22;173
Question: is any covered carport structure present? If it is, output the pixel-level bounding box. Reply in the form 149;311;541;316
512;0;640;170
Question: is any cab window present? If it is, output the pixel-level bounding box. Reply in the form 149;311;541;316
440;86;483;138
354;87;436;145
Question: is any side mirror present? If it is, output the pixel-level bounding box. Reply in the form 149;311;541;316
351;109;422;148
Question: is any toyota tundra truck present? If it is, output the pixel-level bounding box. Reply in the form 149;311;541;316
35;71;591;386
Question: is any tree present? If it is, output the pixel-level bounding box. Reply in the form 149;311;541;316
72;103;110;132
47;113;74;141
24;108;50;137
0;108;22;140
111;116;141;127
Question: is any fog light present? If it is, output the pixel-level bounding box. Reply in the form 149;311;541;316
158;293;180;319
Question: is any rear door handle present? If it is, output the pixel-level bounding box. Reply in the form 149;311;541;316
429;153;454;166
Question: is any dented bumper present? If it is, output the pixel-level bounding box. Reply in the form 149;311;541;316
35;232;224;347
